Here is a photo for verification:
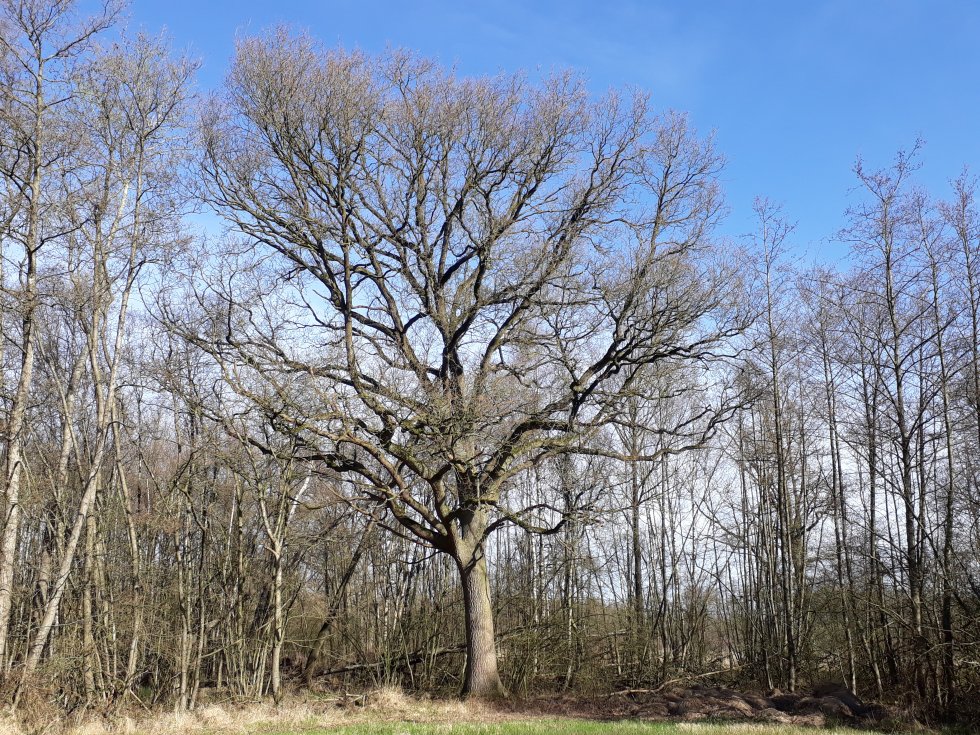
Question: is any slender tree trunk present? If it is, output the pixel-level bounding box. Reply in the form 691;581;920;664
175;516;191;711
269;540;284;704
34;354;84;635
629;452;645;680
83;513;98;701
117;427;144;696
925;247;957;713
820;334;857;691
0;61;44;672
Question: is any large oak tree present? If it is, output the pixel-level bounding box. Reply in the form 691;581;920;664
191;31;744;698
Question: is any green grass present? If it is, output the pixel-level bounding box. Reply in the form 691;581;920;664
258;720;872;735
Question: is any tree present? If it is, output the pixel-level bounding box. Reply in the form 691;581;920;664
183;32;745;698
17;31;194;697
749;198;801;690
0;0;122;670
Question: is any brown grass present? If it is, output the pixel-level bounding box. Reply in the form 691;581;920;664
0;685;922;735
2;686;532;735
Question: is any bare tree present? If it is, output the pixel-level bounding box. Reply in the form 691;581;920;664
10;27;193;699
182;32;744;698
0;0;121;672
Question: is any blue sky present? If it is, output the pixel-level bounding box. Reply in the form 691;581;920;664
125;0;980;263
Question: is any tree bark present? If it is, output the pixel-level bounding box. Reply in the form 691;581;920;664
454;506;506;699
457;550;506;699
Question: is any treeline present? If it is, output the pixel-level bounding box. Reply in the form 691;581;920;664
0;0;978;722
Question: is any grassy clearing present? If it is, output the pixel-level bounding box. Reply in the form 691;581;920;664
13;690;899;735
257;721;873;735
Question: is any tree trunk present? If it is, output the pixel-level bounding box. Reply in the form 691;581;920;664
453;506;506;699
83;513;97;702
457;550;506;699
0;71;43;673
269;542;284;704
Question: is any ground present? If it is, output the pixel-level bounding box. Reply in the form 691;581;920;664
5;687;923;735
264;722;871;735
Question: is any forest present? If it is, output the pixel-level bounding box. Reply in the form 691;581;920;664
0;0;979;728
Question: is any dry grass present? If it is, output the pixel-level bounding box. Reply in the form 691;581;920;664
0;688;894;735
0;687;523;735
259;719;873;735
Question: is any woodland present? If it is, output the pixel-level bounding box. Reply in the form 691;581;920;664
0;0;979;728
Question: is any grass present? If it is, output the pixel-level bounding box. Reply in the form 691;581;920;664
31;689;904;735
255;720;875;735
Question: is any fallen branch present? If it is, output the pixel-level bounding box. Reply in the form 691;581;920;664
606;664;746;697
306;643;467;680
